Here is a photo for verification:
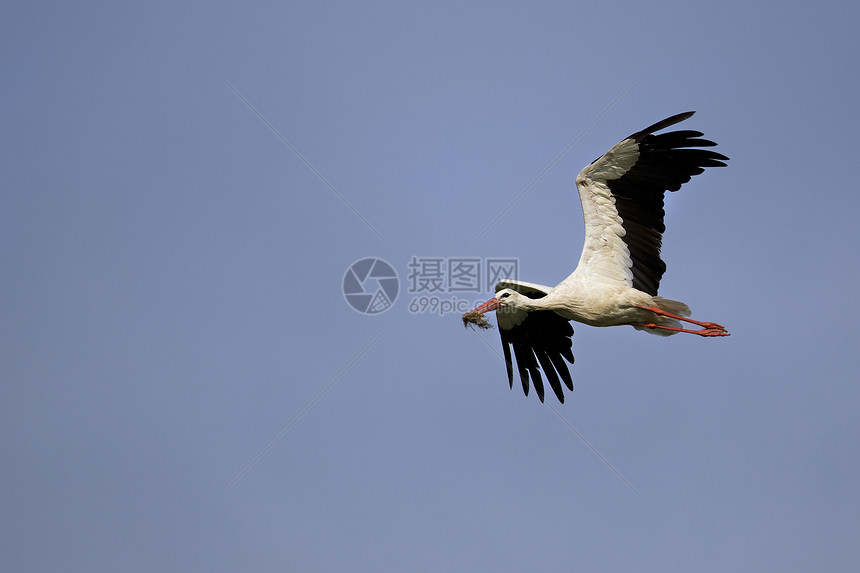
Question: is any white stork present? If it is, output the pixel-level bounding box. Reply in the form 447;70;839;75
464;111;729;403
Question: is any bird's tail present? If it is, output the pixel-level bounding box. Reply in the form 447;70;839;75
652;296;691;317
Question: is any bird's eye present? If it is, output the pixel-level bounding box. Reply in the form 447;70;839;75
499;292;511;299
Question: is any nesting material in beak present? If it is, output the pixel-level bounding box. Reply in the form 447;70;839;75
462;311;493;329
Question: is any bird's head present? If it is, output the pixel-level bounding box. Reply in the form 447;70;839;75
492;289;525;311
462;289;527;329
472;289;522;313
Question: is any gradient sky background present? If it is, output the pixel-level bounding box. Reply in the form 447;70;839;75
3;1;859;571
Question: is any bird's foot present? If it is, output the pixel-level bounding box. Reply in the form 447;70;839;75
697;325;730;337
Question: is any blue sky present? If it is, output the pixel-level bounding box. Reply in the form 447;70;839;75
3;1;859;571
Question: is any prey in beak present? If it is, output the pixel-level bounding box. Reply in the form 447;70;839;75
462;297;500;330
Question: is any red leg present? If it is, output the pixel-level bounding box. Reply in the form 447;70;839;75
633;305;730;336
633;322;730;337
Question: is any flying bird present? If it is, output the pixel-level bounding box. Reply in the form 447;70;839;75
464;111;729;403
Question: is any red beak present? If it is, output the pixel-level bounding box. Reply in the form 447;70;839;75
470;297;501;314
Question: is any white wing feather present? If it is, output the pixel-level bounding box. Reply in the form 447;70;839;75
569;137;639;287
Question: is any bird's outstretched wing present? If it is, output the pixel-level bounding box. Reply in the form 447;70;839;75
495;280;574;403
573;111;729;295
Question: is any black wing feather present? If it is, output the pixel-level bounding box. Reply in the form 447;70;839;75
609;112;729;295
499;291;575;403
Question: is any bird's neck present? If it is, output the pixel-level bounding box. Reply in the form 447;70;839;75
518;288;585;321
516;295;553;312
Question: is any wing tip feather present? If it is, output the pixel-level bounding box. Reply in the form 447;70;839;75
630;111;696;140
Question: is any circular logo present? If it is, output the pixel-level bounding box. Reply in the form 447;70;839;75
343;257;399;314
